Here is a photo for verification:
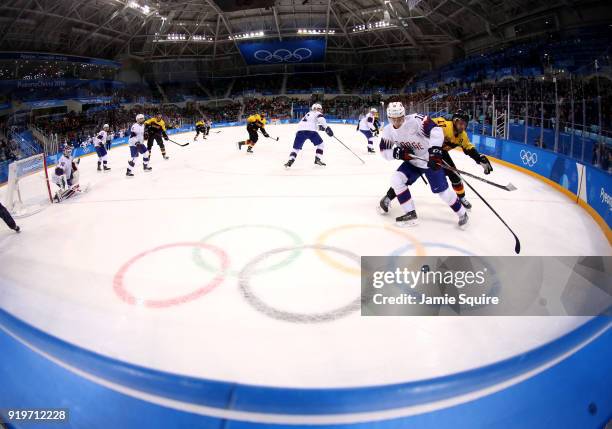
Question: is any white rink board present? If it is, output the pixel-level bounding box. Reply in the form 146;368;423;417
0;124;609;388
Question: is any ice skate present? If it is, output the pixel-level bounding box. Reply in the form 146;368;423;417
460;197;472;210
379;196;391;214
395;210;418;227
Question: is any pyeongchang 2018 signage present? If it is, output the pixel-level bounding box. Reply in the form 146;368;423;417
238;39;326;65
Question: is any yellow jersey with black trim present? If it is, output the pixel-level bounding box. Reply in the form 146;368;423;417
144;117;167;132
432;117;474;152
195;120;205;127
247;114;261;124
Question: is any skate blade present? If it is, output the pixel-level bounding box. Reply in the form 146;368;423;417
377;206;389;215
458;217;469;230
395;219;419;227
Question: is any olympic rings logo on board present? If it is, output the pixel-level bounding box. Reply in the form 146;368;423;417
519;150;537;167
253;48;312;63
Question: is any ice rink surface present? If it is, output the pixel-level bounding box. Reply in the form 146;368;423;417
0;123;610;388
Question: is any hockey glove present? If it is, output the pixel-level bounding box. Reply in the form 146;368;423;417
319;125;327;131
262;129;270;138
427;146;443;170
392;146;414;161
379;138;394;151
162;132;169;141
325;127;334;137
479;154;493;174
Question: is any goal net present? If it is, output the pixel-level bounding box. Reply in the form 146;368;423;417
4;153;53;218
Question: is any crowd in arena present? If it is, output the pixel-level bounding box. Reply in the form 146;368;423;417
1;24;611;171
28;101;243;148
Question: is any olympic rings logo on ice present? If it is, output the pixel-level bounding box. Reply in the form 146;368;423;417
519;150;538;167
111;224;488;321
253;48;312;63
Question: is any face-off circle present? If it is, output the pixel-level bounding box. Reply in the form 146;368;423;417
193;224;303;276
113;242;229;308
238;244;362;323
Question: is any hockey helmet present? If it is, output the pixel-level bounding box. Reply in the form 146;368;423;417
452;110;469;123
452;110;469;133
136;114;145;123
386;102;405;118
311;103;323;112
103;124;109;130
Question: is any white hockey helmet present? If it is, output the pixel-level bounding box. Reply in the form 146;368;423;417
103;123;109;130
311;103;323;112
136;114;145;123
370;108;378;113
386;102;405;118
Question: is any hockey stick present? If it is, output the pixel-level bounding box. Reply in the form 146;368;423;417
167;138;190;147
265;135;280;141
460;174;521;254
333;136;365;164
410;155;516;191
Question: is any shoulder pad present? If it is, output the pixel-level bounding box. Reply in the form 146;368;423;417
421;116;437;138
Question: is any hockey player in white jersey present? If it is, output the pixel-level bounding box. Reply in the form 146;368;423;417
358;108;379;153
378;102;468;227
94;124;111;172
284;103;334;168
126;114;152;177
53;144;83;202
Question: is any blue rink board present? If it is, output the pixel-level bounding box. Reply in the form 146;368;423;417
0;307;610;428
1;123;611;427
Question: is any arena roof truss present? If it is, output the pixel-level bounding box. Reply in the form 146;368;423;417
0;0;608;72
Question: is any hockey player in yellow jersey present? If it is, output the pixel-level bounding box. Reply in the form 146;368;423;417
378;110;493;214
430;111;493;209
194;119;209;141
237;113;269;153
144;112;169;160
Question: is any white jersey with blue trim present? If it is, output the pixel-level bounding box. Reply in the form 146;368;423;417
297;111;328;132
359;112;376;131
128;123;145;146
379;113;443;169
93;130;107;147
53;154;74;182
